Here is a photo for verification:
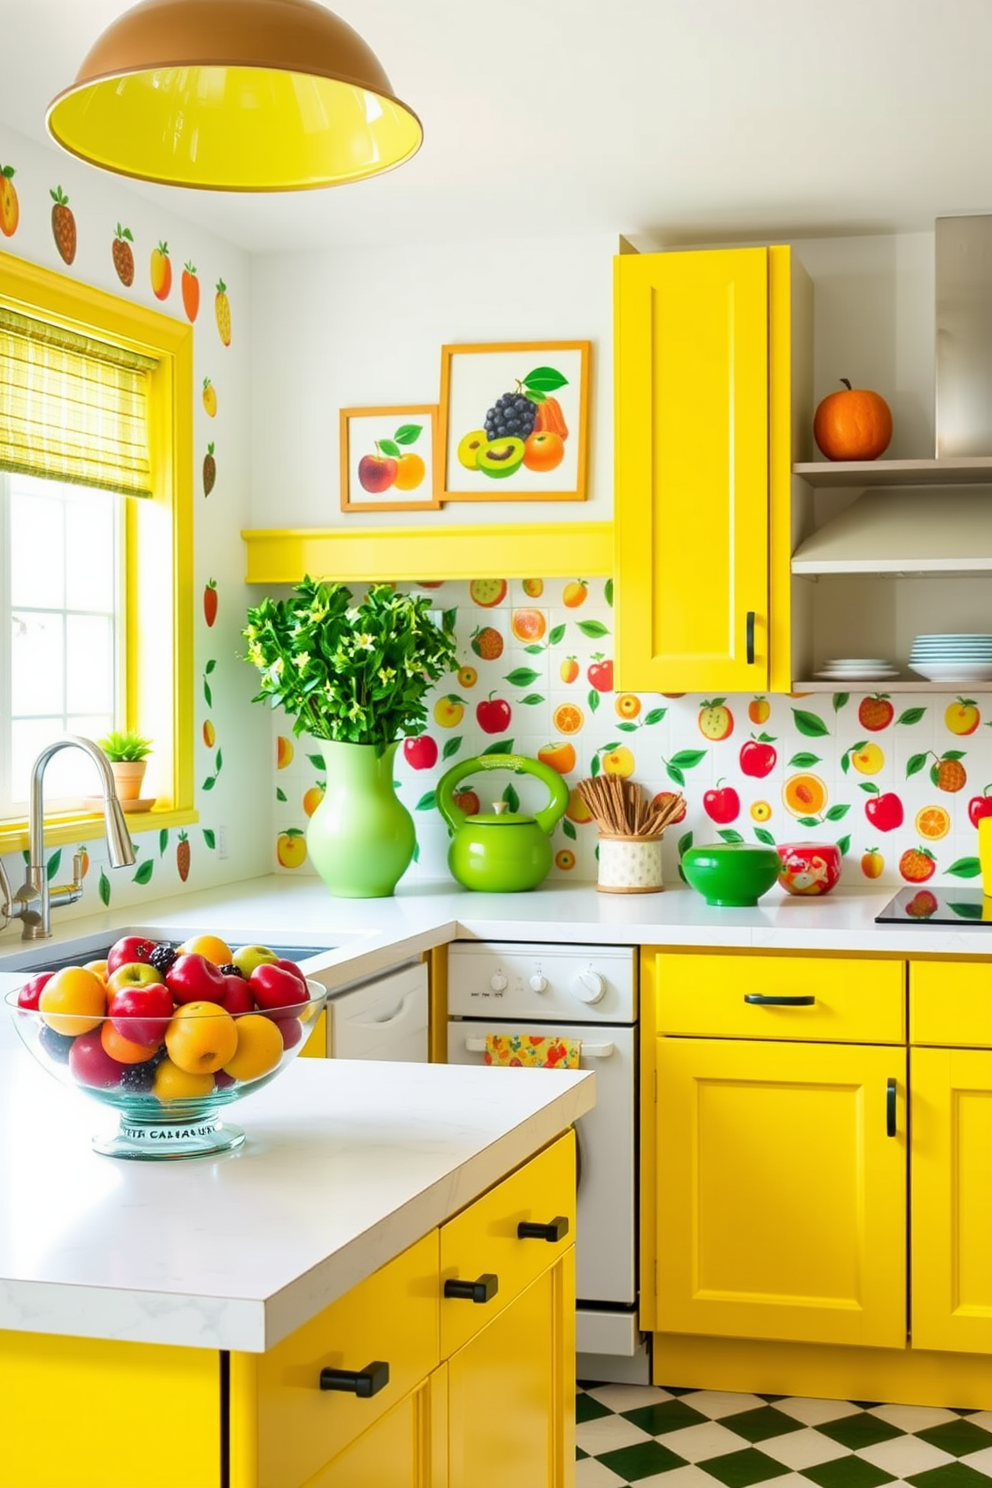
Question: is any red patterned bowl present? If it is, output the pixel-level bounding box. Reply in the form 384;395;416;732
776;842;842;896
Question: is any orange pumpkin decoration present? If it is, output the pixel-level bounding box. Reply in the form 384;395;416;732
813;378;892;461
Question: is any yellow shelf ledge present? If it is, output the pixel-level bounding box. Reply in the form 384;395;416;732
242;522;615;584
0;808;198;857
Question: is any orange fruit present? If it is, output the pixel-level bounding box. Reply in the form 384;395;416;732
178;933;233;966
276;735;294;769
303;784;325;817
393;453;426;491
615;693;641;720
555;849;576;871
565;788;593;824
915;805;950;840
560;656;579;684
748;697;770;725
562;580;588;608
522;430;564;472
861;849;884;880
899;847;936;883
782;773;827;817
39;965;107;1036
553;703;584;735
510;607;546;643
538;741;576;775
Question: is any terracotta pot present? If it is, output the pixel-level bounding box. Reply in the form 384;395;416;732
110;759;147;802
776;842;842;896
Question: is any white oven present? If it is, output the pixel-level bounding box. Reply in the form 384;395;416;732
446;941;641;1376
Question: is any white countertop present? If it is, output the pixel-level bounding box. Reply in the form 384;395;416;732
0;1025;593;1353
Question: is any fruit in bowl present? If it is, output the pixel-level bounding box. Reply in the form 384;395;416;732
5;932;327;1160
776;842;842;896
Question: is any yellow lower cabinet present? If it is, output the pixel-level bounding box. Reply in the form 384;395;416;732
911;1046;992;1354
0;1333;221;1488
312;1368;448;1488
448;1247;575;1488
655;1037;906;1347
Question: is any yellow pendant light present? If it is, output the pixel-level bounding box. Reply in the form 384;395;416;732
46;0;423;192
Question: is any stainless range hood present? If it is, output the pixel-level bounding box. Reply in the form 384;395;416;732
936;214;992;457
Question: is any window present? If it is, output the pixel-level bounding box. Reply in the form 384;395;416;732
0;253;195;851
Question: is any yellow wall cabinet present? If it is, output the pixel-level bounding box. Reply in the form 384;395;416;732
614;246;805;695
0;1133;575;1488
641;950;992;1408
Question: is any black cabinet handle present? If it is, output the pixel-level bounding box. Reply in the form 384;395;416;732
744;994;815;1006
518;1215;570;1243
746;610;755;664
319;1360;389;1397
886;1078;897;1137
444;1273;499;1304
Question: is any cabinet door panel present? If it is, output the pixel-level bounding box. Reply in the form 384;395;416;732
615;247;770;693
310;1370;446;1488
911;1047;992;1353
656;1038;906;1347
448;1248;574;1488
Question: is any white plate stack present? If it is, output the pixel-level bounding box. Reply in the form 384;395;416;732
909;635;992;682
814;658;899;682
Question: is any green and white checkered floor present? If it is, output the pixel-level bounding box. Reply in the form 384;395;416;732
576;1383;992;1486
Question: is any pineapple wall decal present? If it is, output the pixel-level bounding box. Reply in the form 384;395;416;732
50;186;76;264
215;278;231;346
112;224;134;286
203;443;216;497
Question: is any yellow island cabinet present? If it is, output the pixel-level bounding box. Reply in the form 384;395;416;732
0;1049;591;1488
639;948;992;1408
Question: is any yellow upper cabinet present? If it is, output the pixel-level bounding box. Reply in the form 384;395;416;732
614;245;799;694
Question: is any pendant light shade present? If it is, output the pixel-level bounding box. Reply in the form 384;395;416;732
46;0;423;192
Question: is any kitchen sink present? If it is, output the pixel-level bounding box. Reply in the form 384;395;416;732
0;928;338;975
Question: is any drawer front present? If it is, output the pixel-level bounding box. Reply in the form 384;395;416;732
241;1232;440;1488
440;1131;575;1358
911;961;992;1047
653;951;905;1042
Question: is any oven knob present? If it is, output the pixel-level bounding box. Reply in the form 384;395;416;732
529;973;548;993
572;971;605;1004
490;972;508;992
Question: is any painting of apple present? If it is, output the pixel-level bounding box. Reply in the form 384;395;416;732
864;789;904;832
968;788;992;827
703;781;740;824
739;735;776;778
403;735;438;770
342;407;437;510
476;695;512;734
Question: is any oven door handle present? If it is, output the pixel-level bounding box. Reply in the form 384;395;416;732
462;1037;614;1058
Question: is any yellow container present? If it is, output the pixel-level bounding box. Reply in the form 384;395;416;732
979;817;992;897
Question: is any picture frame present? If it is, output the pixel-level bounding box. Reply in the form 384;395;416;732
340;405;441;512
438;340;591;502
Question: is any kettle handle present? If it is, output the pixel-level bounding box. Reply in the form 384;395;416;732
435;754;570;835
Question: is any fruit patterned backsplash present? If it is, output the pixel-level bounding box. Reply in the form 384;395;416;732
271;576;991;890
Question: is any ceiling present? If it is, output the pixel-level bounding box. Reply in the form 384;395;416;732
3;0;992;256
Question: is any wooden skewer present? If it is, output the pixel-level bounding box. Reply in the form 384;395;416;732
576;775;685;838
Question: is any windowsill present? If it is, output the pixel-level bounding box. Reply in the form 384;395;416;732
0;807;199;856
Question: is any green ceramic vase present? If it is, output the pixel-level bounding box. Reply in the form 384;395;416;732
305;740;415;898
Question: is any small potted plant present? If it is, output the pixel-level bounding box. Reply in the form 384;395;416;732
97;729;153;804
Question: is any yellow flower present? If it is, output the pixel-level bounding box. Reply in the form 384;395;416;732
378;666;396;684
354;633;375;651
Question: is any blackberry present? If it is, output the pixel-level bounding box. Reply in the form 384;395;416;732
219;963;244;978
120;1053;163;1093
149;942;178;976
38;1023;75;1064
484;390;537;443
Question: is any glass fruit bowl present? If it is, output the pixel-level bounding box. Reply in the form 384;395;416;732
5;943;328;1160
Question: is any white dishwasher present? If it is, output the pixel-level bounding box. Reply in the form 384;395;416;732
313;960;429;1061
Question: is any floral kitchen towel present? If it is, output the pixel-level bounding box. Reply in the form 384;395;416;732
484;1034;581;1069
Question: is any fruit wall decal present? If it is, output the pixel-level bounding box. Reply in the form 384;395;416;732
215;278;231;346
112;224;134;286
203;443;216;496
181;262;200;321
50;186;76;264
277;829;306;868
0;165;19;236
150;241;171;300
176;831;190;882
203;579;218;627
202;377;217;417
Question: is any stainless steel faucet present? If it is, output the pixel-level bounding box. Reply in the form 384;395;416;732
0;735;136;940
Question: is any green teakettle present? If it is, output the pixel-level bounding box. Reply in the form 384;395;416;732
436;753;570;892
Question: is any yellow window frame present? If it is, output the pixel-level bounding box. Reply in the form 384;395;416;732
0;251;196;852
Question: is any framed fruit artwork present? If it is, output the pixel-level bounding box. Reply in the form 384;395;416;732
340;405;441;512
438;340;591;501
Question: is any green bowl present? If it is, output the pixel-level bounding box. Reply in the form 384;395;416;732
682;842;781;907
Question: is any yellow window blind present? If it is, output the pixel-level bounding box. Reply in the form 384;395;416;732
0;307;157;496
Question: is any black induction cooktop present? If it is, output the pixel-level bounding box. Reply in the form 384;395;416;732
875;887;992;925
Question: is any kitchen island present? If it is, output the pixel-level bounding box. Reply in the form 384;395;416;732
0;1020;593;1488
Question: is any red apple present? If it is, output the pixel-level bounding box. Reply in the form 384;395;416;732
166;952;229;1005
865;791;904;832
403;735;438;770
357;452;398;493
108;983;174;1045
968;788;992;827
213;1069;237;1090
249;962;310;1013
106;936;159;975
273;958;308;987
587;659;614;693
277;1016;304;1050
220;977;255;1015
476;695;511;734
453;789;481;816
17;971;53;1011
703;783;741;824
68;1029;126;1088
739;736;777;779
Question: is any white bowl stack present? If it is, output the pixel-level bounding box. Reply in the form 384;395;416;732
909;635;992;682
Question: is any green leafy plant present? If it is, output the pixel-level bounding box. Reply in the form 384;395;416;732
243;576;458;753
97;729;153;762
